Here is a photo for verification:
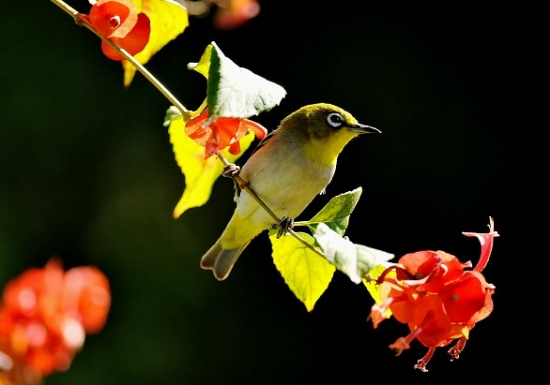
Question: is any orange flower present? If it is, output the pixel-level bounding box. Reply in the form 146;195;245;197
185;108;268;158
86;0;151;61
0;259;111;384
213;0;261;30
369;218;498;371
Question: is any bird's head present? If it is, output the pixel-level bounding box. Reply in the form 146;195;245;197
279;103;380;166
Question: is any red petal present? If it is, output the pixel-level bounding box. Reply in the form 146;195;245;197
412;296;453;347
100;13;150;61
184;109;268;157
398;251;440;280
441;271;487;323
63;267;111;334
89;0;133;39
241;119;268;139
185;109;210;142
229;141;242;155
214;118;243;149
463;217;499;273
382;284;417;325
117;13;150;54
469;288;494;324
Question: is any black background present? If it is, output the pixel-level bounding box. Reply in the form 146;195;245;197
1;1;542;384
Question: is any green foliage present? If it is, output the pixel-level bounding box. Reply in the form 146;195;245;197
269;189;393;310
187;42;287;121
269;230;335;312
313;223;393;284
305;187;363;235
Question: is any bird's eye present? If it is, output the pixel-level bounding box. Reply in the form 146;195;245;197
326;112;344;128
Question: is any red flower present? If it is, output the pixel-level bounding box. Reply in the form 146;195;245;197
185;108;268;158
369;218;498;372
0;259;111;384
86;0;151;61
213;0;261;30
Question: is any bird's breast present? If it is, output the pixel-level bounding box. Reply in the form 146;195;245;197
239;147;335;222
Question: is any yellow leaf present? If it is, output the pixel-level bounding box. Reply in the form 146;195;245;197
123;0;189;86
168;111;255;218
363;264;393;318
187;44;212;78
270;231;335;312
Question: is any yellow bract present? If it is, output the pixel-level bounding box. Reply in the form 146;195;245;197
168;112;255;218
270;231;335;312
363;264;394;318
123;0;189;86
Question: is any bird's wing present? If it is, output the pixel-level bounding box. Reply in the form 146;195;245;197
249;128;277;157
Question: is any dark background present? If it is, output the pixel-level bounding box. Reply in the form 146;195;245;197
1;1;542;384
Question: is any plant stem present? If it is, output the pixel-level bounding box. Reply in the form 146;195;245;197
49;0;190;119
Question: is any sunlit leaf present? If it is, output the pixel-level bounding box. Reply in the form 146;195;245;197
363;264;394;318
314;223;394;284
122;0;189;86
306;187;362;235
313;223;361;284
269;230;334;312
355;244;394;277
187;41;286;121
165;105;255;218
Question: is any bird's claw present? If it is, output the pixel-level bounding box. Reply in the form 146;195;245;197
223;163;241;178
277;217;294;238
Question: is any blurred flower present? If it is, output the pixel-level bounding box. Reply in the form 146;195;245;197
85;0;151;61
213;0;260;30
0;259;111;385
369;218;498;372
185;107;267;158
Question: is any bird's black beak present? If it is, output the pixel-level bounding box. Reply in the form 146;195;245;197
350;123;381;134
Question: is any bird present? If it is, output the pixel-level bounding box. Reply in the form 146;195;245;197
200;103;381;280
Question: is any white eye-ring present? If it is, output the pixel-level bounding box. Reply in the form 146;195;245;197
326;112;344;128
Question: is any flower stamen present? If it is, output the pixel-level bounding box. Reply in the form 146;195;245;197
389;326;423;356
414;347;436;372
448;337;467;361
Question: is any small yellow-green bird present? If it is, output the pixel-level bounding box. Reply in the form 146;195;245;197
200;103;380;280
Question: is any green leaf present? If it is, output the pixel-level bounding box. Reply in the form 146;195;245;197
306;187;363;235
313;223;394;284
355;244;394;277
312;223;361;283
269;230;335;312
188;42;287;121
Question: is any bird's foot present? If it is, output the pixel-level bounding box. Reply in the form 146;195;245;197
277;217;294;238
222;163;241;178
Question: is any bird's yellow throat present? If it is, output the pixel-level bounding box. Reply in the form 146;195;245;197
301;131;359;167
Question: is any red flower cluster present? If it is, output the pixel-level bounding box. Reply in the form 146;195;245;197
369;218;498;372
84;0;151;61
186;108;268;158
0;259;111;385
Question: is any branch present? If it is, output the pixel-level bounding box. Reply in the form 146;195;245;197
49;0;191;119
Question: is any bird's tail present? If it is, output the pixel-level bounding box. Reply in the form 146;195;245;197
200;239;251;281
